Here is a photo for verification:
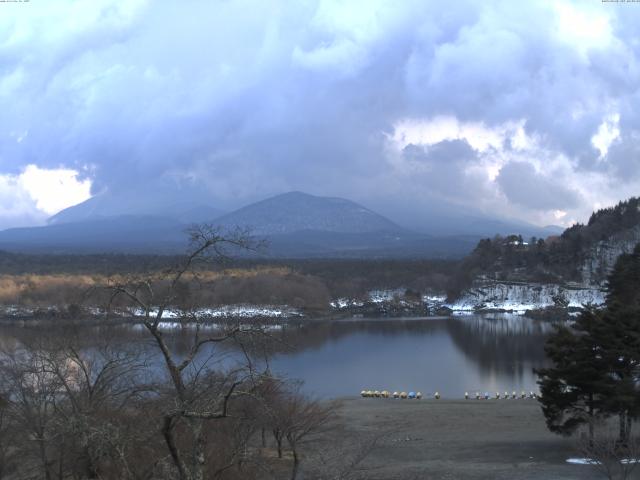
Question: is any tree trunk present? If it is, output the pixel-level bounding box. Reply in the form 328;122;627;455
619;411;629;445
273;430;283;458
290;447;299;480
37;436;52;480
190;418;206;480
162;416;190;480
261;428;266;448
588;400;594;446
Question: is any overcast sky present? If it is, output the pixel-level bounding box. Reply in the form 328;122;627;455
1;0;639;230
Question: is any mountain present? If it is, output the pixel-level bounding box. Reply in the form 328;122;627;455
0;191;480;257
49;183;225;225
214;191;402;235
0;215;188;254
0;190;561;258
262;230;478;258
210;192;479;258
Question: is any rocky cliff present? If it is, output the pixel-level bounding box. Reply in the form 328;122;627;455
580;224;640;286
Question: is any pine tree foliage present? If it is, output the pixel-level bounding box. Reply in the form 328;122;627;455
596;244;640;443
537;244;640;442
536;308;607;437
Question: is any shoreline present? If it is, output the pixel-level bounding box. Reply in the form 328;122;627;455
0;303;576;327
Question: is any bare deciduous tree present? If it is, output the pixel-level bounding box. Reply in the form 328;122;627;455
104;225;270;480
259;379;337;480
576;423;640;480
0;336;154;480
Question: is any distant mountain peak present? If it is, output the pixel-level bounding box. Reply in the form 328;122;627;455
215;191;402;235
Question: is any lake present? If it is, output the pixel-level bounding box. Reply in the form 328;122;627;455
268;314;553;398
0;313;555;399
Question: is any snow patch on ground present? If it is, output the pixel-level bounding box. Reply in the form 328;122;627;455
0;304;302;320
423;294;446;303
131;322;285;332
133;305;303;319
566;458;599;465
566;458;640;465
368;289;406;303
330;298;365;309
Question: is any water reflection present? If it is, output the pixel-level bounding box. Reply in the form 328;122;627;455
0;314;558;398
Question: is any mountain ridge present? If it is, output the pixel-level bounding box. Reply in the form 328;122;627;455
0;190;562;257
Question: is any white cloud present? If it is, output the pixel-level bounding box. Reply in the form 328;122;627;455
591;112;620;159
18;165;92;215
553;3;612;58
0;166;91;229
390;116;519;153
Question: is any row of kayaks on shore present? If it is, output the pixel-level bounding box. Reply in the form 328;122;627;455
360;390;540;399
465;391;539;399
361;390;426;399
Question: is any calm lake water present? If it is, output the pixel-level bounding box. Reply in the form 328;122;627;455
0;313;555;399
269;314;553;398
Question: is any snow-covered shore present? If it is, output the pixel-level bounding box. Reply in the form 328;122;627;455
330;283;605;316
0;281;607;323
448;282;605;314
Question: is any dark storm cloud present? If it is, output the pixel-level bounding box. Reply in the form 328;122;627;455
606;133;640;182
496;161;582;211
1;0;640;227
400;140;488;201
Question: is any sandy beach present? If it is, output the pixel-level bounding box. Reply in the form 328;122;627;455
331;397;607;479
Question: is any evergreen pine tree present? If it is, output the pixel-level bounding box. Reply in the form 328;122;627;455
537;244;640;444
595;244;640;443
536;308;608;440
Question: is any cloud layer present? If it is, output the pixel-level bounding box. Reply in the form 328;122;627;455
1;0;640;229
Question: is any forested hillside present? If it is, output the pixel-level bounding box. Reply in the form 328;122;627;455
447;197;640;297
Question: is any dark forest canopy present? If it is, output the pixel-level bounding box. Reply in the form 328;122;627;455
563;197;640;245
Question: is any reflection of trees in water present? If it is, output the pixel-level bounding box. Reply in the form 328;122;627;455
0;319;451;376
266;318;448;355
446;314;555;381
0;315;557;383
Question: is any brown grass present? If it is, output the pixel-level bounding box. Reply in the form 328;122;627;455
0;265;326;309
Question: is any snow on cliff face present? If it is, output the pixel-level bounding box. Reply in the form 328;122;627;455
580;225;640;286
451;282;605;313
